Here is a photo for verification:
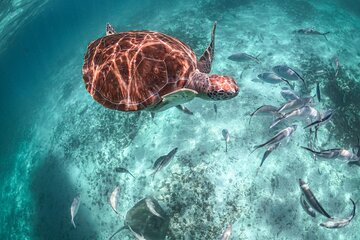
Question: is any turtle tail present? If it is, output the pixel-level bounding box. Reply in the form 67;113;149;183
197;21;217;74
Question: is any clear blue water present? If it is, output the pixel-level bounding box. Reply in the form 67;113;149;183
1;0;360;239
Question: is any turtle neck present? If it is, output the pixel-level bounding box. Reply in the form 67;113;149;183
187;69;210;98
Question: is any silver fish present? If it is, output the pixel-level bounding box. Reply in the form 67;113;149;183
301;147;359;161
145;198;163;218
294;28;330;40
219;224;232;240
349;137;360;164
304;109;333;129
222;129;230;152
299;179;332;218
300;193;316;217
272;65;306;85
70;194;81;228
109;186;120;214
115;167;135;178
259;143;280;168
281;88;300;101
257;72;292;87
320;199;356;229
270;106;320;128
251;125;297;153
151;148;178;178
332;56;340;78
277;97;313;113
249;105;280;124
228;53;260;63
176;105;194;115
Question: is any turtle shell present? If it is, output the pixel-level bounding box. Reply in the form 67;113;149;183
82;31;198;111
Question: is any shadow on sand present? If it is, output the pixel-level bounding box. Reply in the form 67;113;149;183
30;154;98;240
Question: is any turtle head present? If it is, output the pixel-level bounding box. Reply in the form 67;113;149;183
205;74;239;100
189;71;239;100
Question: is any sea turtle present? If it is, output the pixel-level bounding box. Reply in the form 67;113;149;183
82;22;239;112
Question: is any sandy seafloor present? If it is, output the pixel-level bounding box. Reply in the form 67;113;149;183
1;0;360;239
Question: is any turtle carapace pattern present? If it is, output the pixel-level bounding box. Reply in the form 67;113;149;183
82;22;239;112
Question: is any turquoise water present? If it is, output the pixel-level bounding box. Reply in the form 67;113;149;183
1;0;360;239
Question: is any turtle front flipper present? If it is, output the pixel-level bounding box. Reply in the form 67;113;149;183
106;23;116;36
149;89;198;112
197;21;216;73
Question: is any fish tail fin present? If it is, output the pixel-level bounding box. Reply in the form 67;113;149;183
249;149;256;156
291;83;296;90
300;146;313;151
249;107;259;124
300;75;307;87
301;146;319;156
314;126;319;142
248;116;252;125
323;32;330;41
280;78;292;89
277;105;285;113
71;219;76;229
250;145;261;155
111;205;119;214
304;121;317;129
255;167;260;177
126;169;135;178
294;70;306;86
259;155;267;168
255;53;261;64
290;82;296;90
270;117;283;129
252;136;278;154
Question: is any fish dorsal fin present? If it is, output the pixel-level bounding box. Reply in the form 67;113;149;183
197;22;216;73
106;23;116;36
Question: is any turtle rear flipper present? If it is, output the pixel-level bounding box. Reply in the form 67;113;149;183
197;21;216;73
